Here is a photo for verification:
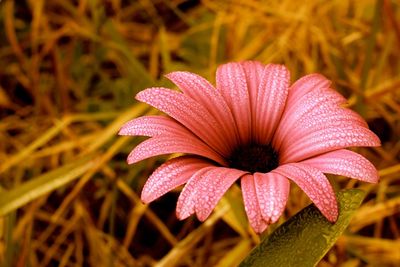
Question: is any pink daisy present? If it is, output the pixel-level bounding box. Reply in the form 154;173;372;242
119;61;380;233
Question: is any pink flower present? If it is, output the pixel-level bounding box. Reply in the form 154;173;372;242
119;61;380;233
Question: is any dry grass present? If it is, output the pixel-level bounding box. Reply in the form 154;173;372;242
0;0;399;266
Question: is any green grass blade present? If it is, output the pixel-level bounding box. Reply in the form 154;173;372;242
0;157;96;216
355;0;383;115
239;189;365;267
4;211;17;267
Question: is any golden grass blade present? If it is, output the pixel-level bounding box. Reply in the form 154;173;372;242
0;118;72;174
44;136;133;235
342;235;400;265
215;239;252;267
84;103;148;153
155;205;229;267
3;0;28;69
122;202;147;248
217;185;249;238
1;0;398;265
159;26;172;72
349;196;400;232
116;179;178;246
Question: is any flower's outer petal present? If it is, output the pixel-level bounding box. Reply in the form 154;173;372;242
240;61;265;139
136;87;230;156
286;73;331;107
216;63;252;143
127;135;226;166
166;71;239;146
301;149;379;183
280;97;368;148
280;125;380;163
274;163;338;222
176;167;214;220
254;172;290;224
119;115;193;137
285;86;346;122
290;108;368;138
195;167;247;221
274;88;348;150
255;64;290;143
241;174;269;233
141;156;213;203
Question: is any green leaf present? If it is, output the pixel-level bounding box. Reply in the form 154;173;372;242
239;189;365;267
0;156;95;216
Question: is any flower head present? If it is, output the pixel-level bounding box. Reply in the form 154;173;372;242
119;61;380;233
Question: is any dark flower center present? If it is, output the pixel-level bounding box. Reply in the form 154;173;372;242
228;143;279;173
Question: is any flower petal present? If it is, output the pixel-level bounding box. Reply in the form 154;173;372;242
136;87;230;156
274;88;349;151
127;135;226;166
286;73;331;107
290;107;368;137
216;63;252;143
241;61;265;100
274;163;338;222
240;61;265;138
141;156;213;203
280;125;380;163
119;115;193;137
301;149;379;183
254;172;290;224
241;174;269;233
195;167;247;221
166;71;239;146
176;167;213;220
255;64;290;143
284;85;346;121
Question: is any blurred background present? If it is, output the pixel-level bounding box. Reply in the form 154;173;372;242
0;0;399;266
